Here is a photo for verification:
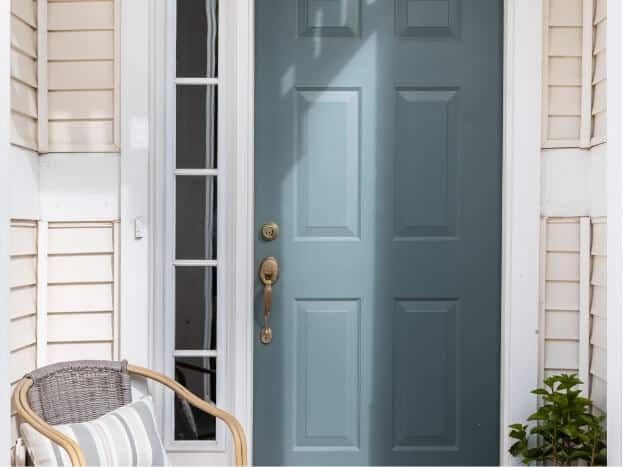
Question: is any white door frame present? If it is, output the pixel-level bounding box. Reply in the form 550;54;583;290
143;0;547;464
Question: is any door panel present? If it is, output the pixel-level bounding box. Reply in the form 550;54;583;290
255;1;502;465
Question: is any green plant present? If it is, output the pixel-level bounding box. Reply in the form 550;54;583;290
509;373;606;466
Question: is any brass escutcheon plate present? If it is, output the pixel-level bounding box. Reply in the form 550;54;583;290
259;256;279;285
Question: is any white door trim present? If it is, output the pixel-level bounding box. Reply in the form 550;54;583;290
499;0;542;464
146;0;543;464
607;0;623;464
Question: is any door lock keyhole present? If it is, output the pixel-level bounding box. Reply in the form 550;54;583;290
261;222;280;241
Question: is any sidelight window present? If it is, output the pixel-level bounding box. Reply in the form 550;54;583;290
165;0;222;448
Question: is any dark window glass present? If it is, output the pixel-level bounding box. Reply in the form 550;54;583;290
176;85;218;169
174;357;217;440
175;176;217;260
175;267;217;350
176;0;218;77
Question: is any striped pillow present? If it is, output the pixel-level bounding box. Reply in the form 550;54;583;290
21;396;169;466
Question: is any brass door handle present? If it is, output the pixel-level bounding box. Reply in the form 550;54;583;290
259;256;279;344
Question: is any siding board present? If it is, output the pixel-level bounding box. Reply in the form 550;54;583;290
48;1;114;30
548;87;582;116
10;286;37;320
11;15;36;58
48;90;114;121
11;0;37;27
549;0;582;26
10;315;37;352
545;341;579;369
48;120;114;147
11;49;37;87
549;28;582;57
47;342;112;364
10;256;36;288
48;61;114;91
10;345;36;383
10;224;37;256
11;79;38;118
48;31;114;61
48;254;113;283
548;116;581;141
546;252;580;281
545;311;580;340
48;313;113;342
48;283;113;313
549;57;582;86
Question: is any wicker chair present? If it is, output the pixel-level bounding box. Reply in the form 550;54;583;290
12;360;247;466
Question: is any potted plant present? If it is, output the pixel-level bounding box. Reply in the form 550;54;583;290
509;373;606;466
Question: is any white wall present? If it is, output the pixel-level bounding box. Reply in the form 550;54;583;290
39;154;119;221
542;146;607;218
9;146;39;220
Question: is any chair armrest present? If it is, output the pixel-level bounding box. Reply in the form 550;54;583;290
12;379;86;466
127;364;248;466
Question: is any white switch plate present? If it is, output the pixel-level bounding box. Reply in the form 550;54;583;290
134;216;146;239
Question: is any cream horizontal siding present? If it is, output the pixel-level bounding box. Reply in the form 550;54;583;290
591;0;607;145
46;0;119;153
542;218;590;383
590;217;606;412
10;0;38;151
45;222;118;364
9;220;38;449
543;0;584;147
543;0;607;148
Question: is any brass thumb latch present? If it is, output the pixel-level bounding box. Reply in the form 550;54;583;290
259;256;279;344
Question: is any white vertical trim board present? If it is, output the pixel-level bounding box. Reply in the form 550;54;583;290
120;0;150;367
591;0;607;146
37;0;48;154
233;0;255;460
36;220;47;367
501;0;542;464
590;217;607;412
579;217;591;389
606;0;622;464
580;0;595;147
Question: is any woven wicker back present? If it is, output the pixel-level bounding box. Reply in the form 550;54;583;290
26;360;132;425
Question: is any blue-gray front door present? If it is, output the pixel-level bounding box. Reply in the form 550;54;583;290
254;1;502;465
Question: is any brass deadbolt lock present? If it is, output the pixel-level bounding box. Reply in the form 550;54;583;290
261;222;280;241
